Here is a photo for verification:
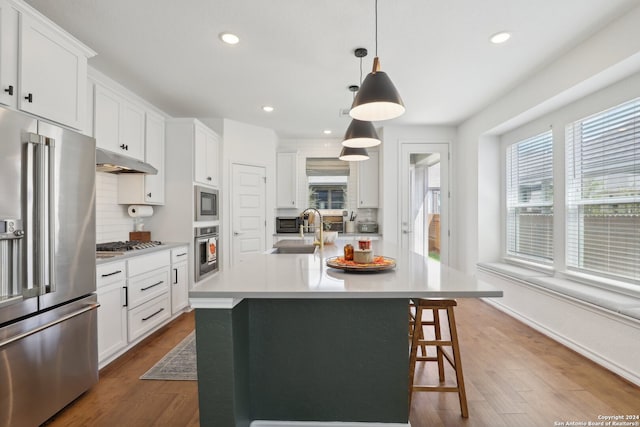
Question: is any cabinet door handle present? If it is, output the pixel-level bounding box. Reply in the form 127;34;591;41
119;144;129;150
206;176;212;181
4;85;13;96
101;270;123;277
292;201;295;205
141;280;164;291
142;308;164;322
173;268;178;285
24;93;33;103
147;193;152;198
176;253;187;257
123;286;128;307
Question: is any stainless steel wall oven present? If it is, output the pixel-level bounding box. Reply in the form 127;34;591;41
195;225;219;281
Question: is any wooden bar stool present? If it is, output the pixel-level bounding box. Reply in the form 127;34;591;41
408;299;469;418
408;299;427;356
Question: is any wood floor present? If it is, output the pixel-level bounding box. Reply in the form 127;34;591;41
44;299;640;427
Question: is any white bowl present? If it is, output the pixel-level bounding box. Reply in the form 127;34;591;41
315;230;338;244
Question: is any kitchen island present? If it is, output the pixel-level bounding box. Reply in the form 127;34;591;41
190;239;502;427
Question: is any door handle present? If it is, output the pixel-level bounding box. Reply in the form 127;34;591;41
233;231;244;236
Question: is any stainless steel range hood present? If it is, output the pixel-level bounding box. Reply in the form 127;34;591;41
96;148;157;174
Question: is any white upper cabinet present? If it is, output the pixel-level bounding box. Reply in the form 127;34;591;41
357;150;379;208
143;111;165;204
276;152;298;208
116;109;166;206
0;0;94;129
93;84;120;149
0;1;18;106
120;100;145;161
193;122;219;187
94;83;145;161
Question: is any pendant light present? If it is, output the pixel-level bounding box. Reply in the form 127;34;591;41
342;49;381;148
339;146;369;161
350;0;405;122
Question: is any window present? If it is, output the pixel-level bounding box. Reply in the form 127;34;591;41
566;98;640;282
306;158;349;210
308;180;346;209
506;130;554;263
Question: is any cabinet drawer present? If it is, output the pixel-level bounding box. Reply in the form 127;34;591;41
127;293;170;342
128;268;169;309
96;261;126;288
127;250;170;277
171;246;189;264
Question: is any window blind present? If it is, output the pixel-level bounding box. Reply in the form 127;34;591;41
566;97;640;282
506;130;554;263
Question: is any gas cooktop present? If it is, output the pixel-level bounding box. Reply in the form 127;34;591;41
96;240;163;257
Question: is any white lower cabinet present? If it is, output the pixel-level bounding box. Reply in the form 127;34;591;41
96;261;127;364
127;268;170;310
128;293;171;342
96;246;189;367
126;250;170;341
171;246;189;314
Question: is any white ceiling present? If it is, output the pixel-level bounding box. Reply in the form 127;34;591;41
26;0;639;139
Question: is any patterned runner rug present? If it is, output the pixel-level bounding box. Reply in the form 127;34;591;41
140;331;197;381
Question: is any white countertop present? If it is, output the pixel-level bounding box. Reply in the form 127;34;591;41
190;239;503;306
96;242;188;265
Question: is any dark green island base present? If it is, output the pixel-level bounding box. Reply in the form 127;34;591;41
194;298;409;426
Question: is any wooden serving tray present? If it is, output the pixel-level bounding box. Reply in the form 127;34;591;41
325;256;396;272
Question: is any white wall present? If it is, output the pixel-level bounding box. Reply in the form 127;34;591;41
455;3;640;274
211;118;278;271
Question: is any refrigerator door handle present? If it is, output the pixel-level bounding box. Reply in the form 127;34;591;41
44;135;56;293
26;132;56;296
23;134;42;298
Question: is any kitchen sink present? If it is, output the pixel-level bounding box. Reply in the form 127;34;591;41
270;240;317;254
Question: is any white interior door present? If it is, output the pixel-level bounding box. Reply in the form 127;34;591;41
399;143;449;265
231;163;267;265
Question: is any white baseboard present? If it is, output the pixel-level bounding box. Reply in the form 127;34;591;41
478;270;640;387
484;298;640;386
251;421;411;427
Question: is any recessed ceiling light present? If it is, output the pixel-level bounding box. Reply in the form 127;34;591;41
262;105;274;113
219;32;240;45
323;130;332;135
490;31;511;44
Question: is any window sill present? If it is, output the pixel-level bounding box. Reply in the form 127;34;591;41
478;261;640;321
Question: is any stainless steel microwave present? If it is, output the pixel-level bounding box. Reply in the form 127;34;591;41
195;185;219;222
276;216;302;233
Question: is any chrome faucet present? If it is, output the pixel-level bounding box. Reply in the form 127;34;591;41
302;208;323;250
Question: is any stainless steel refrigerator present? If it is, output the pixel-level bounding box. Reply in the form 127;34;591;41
0;107;98;427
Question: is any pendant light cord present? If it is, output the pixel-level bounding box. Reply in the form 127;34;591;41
374;0;378;57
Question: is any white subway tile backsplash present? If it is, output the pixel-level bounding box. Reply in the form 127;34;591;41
96;172;134;243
